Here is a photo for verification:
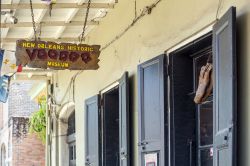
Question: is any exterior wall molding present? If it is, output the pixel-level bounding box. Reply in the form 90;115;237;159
57;101;75;166
58;102;75;121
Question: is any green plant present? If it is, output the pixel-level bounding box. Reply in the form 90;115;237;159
29;95;47;144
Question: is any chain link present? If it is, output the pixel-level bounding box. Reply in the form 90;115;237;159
80;0;91;43
29;0;37;41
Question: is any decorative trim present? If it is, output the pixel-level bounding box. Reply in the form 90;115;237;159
58;102;75;120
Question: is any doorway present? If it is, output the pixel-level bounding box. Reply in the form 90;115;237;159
193;49;213;166
169;33;213;166
102;86;120;166
67;111;76;166
85;72;130;166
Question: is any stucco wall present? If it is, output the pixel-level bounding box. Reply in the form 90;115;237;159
54;0;250;165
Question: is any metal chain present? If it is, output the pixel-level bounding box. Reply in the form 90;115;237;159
29;0;37;41
39;23;42;40
49;3;53;17
80;0;91;43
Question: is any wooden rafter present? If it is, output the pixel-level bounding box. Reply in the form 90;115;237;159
1;3;115;10
28;9;48;39
1;21;99;28
54;0;87;39
54;10;80;39
1;1;116;47
2;37;80;43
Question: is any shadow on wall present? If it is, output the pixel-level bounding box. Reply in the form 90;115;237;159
236;4;250;166
129;74;136;166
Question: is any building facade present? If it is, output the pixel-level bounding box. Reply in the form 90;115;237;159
48;0;250;166
0;83;45;166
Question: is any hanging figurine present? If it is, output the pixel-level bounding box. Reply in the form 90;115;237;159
194;55;213;104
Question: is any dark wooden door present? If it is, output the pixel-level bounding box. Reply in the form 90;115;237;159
213;7;237;166
119;72;130;166
138;55;166;166
85;95;100;166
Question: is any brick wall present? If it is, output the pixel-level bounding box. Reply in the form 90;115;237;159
12;117;45;166
12;134;45;166
2;83;46;166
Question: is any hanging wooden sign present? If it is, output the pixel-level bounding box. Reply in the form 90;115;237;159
15;40;101;70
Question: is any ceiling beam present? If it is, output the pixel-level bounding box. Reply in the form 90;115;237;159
1;3;115;10
0;21;98;28
2;37;80;43
54;0;91;39
54;8;81;39
11;75;50;81
27;9;48;39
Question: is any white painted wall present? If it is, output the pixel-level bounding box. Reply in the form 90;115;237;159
53;0;250;165
0;102;11;166
58;102;75;166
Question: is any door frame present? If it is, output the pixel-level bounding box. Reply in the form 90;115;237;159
99;76;130;166
165;24;215;166
100;83;120;166
100;81;119;95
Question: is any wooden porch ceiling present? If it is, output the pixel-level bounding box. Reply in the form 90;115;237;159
1;0;117;50
1;3;115;10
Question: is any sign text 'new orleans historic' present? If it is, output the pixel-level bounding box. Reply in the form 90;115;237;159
16;40;101;70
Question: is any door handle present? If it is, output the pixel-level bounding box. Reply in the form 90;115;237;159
85;159;91;166
120;152;127;160
138;141;148;146
138;141;148;151
121;151;127;156
85;162;91;166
